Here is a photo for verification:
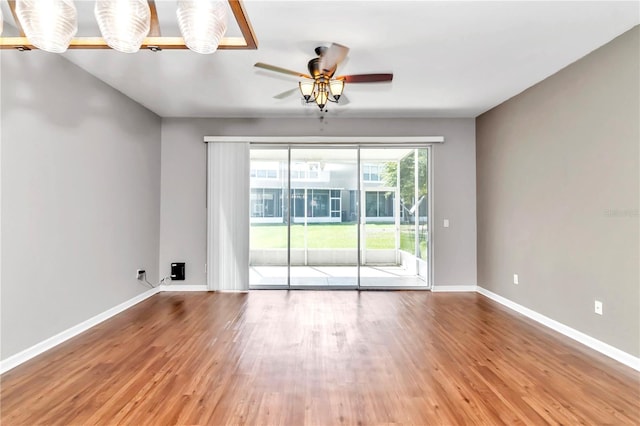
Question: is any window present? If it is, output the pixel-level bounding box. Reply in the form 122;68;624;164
365;191;394;218
291;162;322;181
308;189;329;217
250;162;279;179
250;188;283;218
308;163;319;179
289;188;341;218
330;190;341;218
291;189;305;217
363;164;384;182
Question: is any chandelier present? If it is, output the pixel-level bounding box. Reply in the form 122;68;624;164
0;0;257;53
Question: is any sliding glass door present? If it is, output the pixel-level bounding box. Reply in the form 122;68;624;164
359;147;429;287
289;147;358;288
249;144;431;289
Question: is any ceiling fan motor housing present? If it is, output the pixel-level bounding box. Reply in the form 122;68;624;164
308;57;336;79
314;46;327;56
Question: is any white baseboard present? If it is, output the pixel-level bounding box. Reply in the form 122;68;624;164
0;287;159;375
431;285;478;292
160;284;209;292
477;286;640;372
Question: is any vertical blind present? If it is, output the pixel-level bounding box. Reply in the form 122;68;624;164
206;142;250;291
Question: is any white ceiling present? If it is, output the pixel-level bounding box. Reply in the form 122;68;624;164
8;1;639;118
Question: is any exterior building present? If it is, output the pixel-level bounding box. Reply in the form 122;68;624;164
250;161;398;224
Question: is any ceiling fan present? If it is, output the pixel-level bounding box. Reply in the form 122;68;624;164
255;43;393;111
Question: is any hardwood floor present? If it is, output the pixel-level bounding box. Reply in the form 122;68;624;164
1;291;638;425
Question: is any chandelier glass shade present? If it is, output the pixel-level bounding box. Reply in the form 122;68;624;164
299;78;346;110
9;1;233;54
177;1;228;55
15;0;78;53
94;0;151;53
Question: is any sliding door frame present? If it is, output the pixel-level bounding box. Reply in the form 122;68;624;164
358;144;434;290
209;136;443;290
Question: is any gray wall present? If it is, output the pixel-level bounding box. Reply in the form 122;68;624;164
160;118;477;288
476;27;639;356
1;51;161;359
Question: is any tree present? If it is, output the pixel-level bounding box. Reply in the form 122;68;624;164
381;150;428;218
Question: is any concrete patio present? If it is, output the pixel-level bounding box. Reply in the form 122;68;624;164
250;265;427;288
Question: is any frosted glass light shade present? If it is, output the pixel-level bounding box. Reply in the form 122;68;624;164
299;80;315;101
329;79;344;101
316;89;328;110
16;0;77;53
177;1;228;54
95;0;150;53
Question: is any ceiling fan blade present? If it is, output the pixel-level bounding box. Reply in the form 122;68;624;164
336;94;350;106
337;73;394;83
254;62;311;79
273;88;299;100
320;43;350;73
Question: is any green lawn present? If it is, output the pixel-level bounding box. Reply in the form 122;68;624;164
251;223;427;258
400;229;428;260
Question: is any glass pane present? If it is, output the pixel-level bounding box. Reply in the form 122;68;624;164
365;192;378;217
418;149;429;263
289;147;358;288
360;147;428;288
416;149;429;286
249;148;289;287
309;189;329;217
380;192;394;217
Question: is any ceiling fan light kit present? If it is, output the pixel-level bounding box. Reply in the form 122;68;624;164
95;0;151;53
15;0;78;53
299;77;344;110
255;43;393;112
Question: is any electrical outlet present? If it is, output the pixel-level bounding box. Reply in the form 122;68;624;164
136;269;145;280
594;300;603;315
513;274;519;285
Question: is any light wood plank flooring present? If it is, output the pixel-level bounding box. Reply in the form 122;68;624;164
1;291;638;425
